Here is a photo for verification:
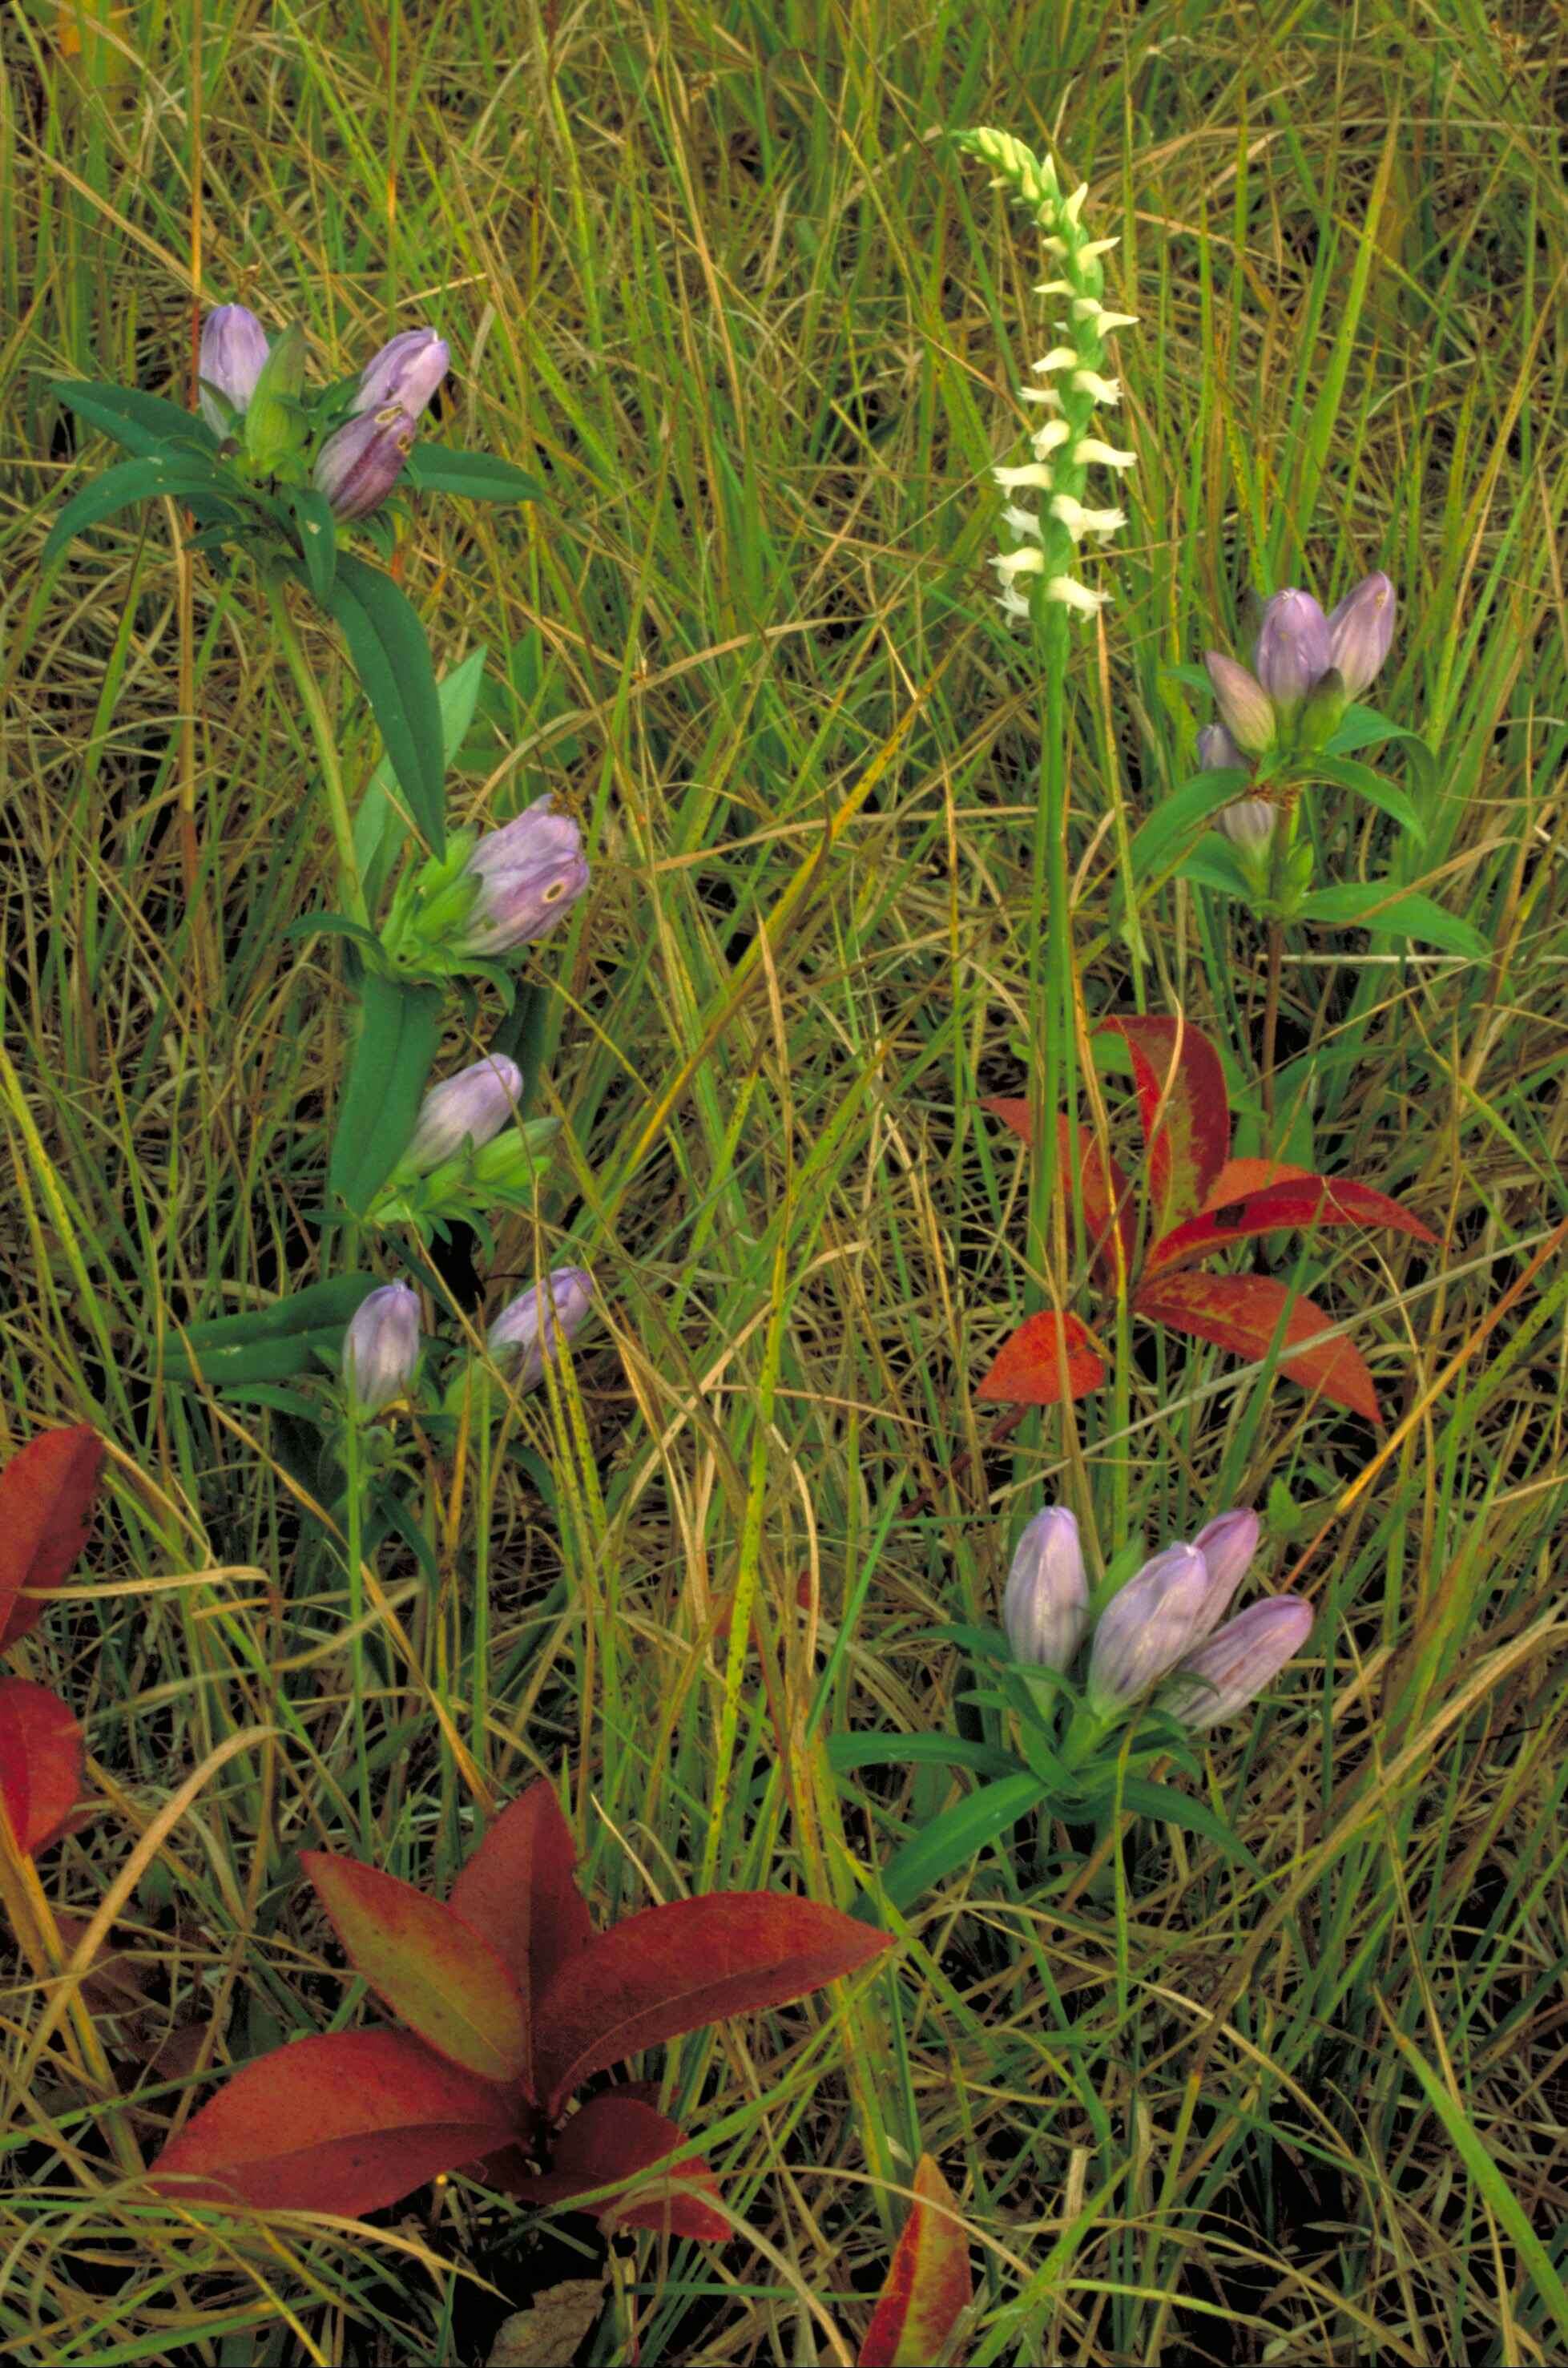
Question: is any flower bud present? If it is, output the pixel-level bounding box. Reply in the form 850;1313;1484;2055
242;324;308;474
1203;653;1276;756
455;796;590;957
313;405;415;520
1326;571;1395;699
401;1055;522;1174
352;328;449;423
1003;1508;1089;1672
1086;1543;1221;1716
1162;1597;1313;1729
198;305;269;436
1254;589;1332;714
486;1267;595;1391
343;1282;420;1413
1190;1509;1260;1620
1196;723;1244;773
1216;797;1276;849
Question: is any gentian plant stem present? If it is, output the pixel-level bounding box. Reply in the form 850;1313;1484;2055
264;572;369;929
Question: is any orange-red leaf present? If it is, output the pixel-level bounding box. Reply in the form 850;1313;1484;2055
859;2154;973;2368
151;2027;520;2217
447;1780;594;2038
1099;1015;1230;1234
1147;1167;1437;1275
303;1853;530;2088
982;1105;1135;1285
0;1426;103;1648
494;2091;728;2242
0;1676;83;1857
975;1311;1106;1407
534;1892;894;2116
1133;1270;1381;1423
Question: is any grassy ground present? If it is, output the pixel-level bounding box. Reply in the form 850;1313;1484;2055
4;1;1568;2361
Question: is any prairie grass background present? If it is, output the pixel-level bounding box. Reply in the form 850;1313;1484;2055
4;0;1568;2361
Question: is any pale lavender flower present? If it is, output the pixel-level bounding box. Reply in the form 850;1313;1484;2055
1327;571;1396;698
198;305;270;436
352;328;449;422
1003;1507;1089;1672
1217;798;1277;849
1086;1543;1219;1716
1190;1509;1260;1620
486;1267;595;1390
455;795;590;957
402;1055;522;1173
1196;723;1244;772
1254;589;1332;713
1203;652;1276;756
313;405;415;520
1163;1597;1314;1729
343;1282;420;1412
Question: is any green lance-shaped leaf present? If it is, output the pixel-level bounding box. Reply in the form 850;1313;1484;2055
1127;767;1253;885
1296;881;1488;959
353;644;488;915
164;1273;381;1386
402;446;542;504
866;1770;1050;1916
323;552;446;861
42;456;236;568
287;485;338;603
329;972;445;1219
1312;753;1426;844
51;380;219;462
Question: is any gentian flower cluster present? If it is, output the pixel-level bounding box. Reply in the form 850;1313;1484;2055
1003;1504;1313;1732
954;128;1136;626
343;1265;596;1423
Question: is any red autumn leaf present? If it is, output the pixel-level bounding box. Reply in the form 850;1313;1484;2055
1132;1270;1381;1424
533;1892;894;2116
0;1676;83;1857
975;1311;1106;1407
151;2027;520;2217
1099;1015;1230;1234
303;1853;530;2088
859;2154;973;2368
494;2090;728;2242
1147;1166;1437;1276
0;1425;103;1648
446;1779;595;2044
982;1104;1135;1285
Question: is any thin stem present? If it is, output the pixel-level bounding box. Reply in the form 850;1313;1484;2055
343;1412;373;1854
264;571;369;927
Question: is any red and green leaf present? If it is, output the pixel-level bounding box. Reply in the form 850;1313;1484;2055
859;2154;973;2368
1133;1269;1381;1423
151;2026;521;2217
975;1310;1106;1407
1099;1015;1229;1234
533;1891;894;2116
304;1853;530;2088
447;1779;594;2040
493;2090;728;2242
0;1676;83;1857
1147;1163;1437;1275
982;1104;1135;1285
0;1425;103;1648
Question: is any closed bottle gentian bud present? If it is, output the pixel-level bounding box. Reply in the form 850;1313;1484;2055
486;1267;595;1391
1003;1507;1089;1672
1162;1597;1314;1729
352;327;449;422
1327;571;1395;699
1190;1508;1260;1621
198;305;270;436
1203;653;1276;756
401;1055;522;1174
1196;722;1244;772
1086;1543;1219;1717
314;405;416;520
1254;589;1332;714
1217;797;1276;849
343;1282;420;1413
455;795;590;957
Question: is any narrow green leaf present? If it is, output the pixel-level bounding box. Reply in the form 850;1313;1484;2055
1325;704;1425;758
1101;1779;1264;1878
1129;768;1252;883
52;381;218;461
288;486;338;601
324;554;446;859
1174;837;1257;898
279;911;384;952
328;973;445;1217
165;1325;351;1389
403;446;542;504
1313;754;1425;844
43;458;232;567
175;1273;379;1353
871;1772;1049;1913
828;1733;1020;1779
353;645;488;913
1298;882;1488;958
